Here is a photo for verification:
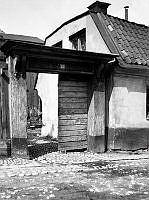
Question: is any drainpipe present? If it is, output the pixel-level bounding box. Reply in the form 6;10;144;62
105;58;116;152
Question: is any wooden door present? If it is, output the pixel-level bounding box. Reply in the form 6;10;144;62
58;75;88;151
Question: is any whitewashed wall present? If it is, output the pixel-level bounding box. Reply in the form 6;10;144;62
109;75;149;129
36;74;58;138
86;15;110;54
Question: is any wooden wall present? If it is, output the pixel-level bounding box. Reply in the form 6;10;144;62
58;75;88;151
0;66;10;156
7;56;28;157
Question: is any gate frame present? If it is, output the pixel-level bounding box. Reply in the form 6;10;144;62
1;40;118;156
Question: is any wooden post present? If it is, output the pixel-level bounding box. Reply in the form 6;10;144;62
87;65;105;153
7;56;28;157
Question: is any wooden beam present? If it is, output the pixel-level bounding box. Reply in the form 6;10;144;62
1;40;118;74
27;59;94;74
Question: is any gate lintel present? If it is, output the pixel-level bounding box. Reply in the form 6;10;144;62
1;40;118;75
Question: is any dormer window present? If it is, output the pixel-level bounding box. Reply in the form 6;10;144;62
69;29;86;51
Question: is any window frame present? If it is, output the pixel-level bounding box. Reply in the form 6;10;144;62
69;28;86;51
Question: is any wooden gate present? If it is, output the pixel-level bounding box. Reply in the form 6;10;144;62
58;75;88;151
0;70;10;155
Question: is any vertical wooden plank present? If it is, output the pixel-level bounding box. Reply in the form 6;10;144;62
87;75;106;153
2;70;10;140
0;76;2;140
8;56;28;157
1;76;7;140
58;76;88;151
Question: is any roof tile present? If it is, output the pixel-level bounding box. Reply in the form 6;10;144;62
103;14;149;66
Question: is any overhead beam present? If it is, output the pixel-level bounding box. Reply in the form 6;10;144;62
1;40;118;74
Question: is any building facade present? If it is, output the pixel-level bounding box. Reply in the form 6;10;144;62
36;1;149;152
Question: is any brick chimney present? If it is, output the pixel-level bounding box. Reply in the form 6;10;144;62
87;1;111;14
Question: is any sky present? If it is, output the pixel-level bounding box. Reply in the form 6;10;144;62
0;0;148;41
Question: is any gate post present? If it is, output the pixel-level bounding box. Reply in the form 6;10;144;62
7;56;28;157
87;66;105;153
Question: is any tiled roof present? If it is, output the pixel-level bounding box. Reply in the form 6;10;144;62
0;33;43;44
101;13;149;66
0;33;44;61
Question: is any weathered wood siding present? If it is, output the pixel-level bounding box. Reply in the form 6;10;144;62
58;78;88;151
0;67;10;155
1;71;10;140
8;57;28;156
87;75;106;153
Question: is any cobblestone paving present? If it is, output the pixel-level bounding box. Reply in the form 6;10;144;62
0;152;149;199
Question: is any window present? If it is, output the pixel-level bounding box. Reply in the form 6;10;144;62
69;29;86;51
146;87;149;119
53;41;62;48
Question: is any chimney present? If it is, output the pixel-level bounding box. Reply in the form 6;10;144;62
88;1;111;15
124;6;129;20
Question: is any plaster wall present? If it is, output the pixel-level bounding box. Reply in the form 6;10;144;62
108;75;149;150
35;74;58;138
86;15;110;53
46;16;86;48
109;75;148;128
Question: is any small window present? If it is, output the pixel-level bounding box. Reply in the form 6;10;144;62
69;29;86;51
53;41;62;48
146;87;149;119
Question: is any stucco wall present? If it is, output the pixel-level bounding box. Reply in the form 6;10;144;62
86;15;110;53
46;16;86;48
35;74;58;138
108;75;149;150
109;75;148;128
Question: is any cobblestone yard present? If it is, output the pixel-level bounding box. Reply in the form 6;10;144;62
0;152;149;199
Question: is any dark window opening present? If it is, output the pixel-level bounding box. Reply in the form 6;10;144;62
69;28;86;51
146;87;149;119
53;41;62;48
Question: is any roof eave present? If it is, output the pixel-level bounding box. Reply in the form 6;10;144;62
45;11;89;44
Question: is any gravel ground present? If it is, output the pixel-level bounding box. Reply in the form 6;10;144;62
0;152;149;199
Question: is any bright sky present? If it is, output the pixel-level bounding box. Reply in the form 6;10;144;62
0;0;148;41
